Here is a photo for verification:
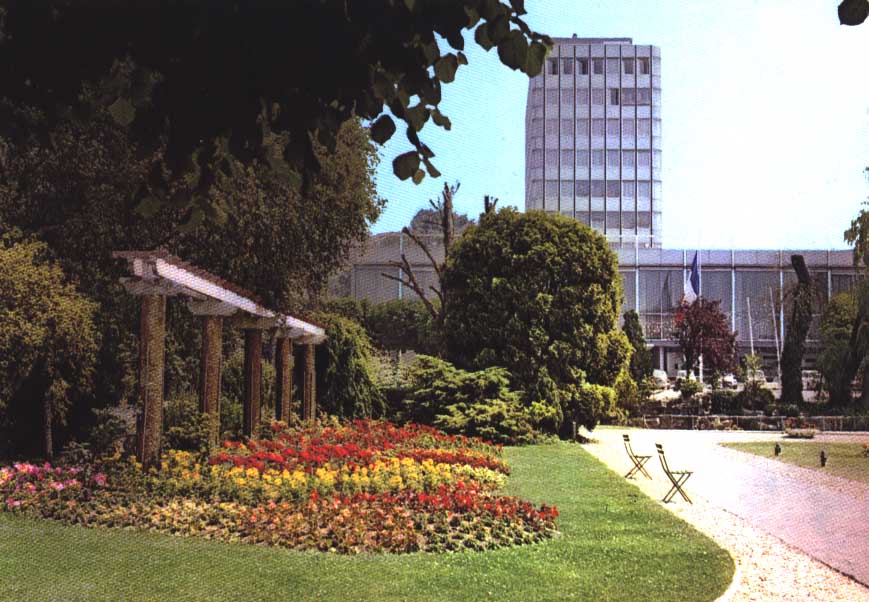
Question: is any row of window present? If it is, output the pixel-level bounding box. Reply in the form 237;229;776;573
539;118;658;137
534;149;659;169
547;57;651;77
538;87;654;106
535;179;659;199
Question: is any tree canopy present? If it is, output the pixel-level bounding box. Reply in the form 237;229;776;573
0;1;551;221
672;299;737;378
622;310;653;383
442;209;630;432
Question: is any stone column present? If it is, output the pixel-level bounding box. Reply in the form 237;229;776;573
274;336;293;423
199;315;223;445
243;328;263;438
302;343;316;421
138;294;166;467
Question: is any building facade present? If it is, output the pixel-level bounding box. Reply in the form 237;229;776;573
525;36;662;248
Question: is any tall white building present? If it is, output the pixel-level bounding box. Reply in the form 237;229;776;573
525;36;662;248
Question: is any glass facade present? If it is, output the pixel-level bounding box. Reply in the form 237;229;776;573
525;38;662;247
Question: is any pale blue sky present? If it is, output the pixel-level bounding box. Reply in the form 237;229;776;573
370;0;869;250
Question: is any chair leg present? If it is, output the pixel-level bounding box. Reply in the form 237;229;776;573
662;475;692;504
637;457;652;480
625;460;641;479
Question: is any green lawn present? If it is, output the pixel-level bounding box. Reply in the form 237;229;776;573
722;441;869;485
0;442;733;602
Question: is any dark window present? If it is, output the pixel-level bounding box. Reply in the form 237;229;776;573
623;58;635;75
637;88;651;105
576;181;591;196
622;88;636;105
578;58;589;75
547;59;558;75
607;181;620;198
609;88;620;106
638;57;650;74
592;58;604;74
562;58;574;75
606;58;619;74
591;180;605;197
622;181;635;198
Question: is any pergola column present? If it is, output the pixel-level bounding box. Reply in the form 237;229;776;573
274;335;294;423
302;342;316;421
243;328;263;438
137;294;166;467
189;300;236;446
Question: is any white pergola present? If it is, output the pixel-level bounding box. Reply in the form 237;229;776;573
114;250;325;466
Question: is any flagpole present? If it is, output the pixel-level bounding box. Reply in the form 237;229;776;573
698;249;703;385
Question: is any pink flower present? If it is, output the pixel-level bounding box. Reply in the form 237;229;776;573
92;473;107;487
49;481;65;491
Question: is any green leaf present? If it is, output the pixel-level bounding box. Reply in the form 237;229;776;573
497;30;528;71
434;54;459;83
457;52;468;65
393;152;421;180
369;114;396;144
487;14;510;44
405;103;430;131
134;195;162;219
464;7;481;28
107;97;136;127
839;0;869;25
423;157;441;178
431;108;452;130
412;169;426;184
525;41;548;77
420;38;440;65
475;25;494;51
178;207;205;233
479;0;500;20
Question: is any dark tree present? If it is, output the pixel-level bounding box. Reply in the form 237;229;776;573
623;310;653;382
0;1;551;221
780;255;817;403
672;298;737;378
410;208;471;235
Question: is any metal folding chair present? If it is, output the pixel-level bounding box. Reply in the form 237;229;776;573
622;434;652;480
655;443;693;503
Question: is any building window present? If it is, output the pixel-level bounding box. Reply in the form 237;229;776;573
606;149;619;167
592;58;603;74
606;58;619;74
622;181;635;197
622;151;635;167
609;88;620;106
546;92;558;105
638;181;651;198
547;58;558;75
561;149;574;165
591;88;604;105
531;135;542;149
591;119;604;137
576;181;590;197
622;89;636;106
577;119;589;137
546;149;558;165
638;57;650;74
591;180;605;197
577;88;589;104
607;181;620;197
560;180;573;196
637;150;651;167
562;58;573;75
637;88;651;105
591;150;604;168
622;118;635;134
545;119;558;135
531;149;542;165
606;119;620;137
638;119;651;137
576;150;589;166
623;58;634;75
578;58;589;75
561;119;573;135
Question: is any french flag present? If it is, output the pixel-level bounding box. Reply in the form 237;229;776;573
683;252;699;304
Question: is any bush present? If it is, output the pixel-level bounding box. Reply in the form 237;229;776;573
401;355;541;444
709;390;741;415
765;403;799;418
163;394;217;455
784;428;816;439
736;381;774;412
613;369;640;417
678;379;703;400
562;383;617;433
88;406;135;457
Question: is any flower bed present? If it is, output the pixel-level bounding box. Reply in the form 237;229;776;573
0;420;558;554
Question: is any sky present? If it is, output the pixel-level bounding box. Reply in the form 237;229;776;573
369;0;869;250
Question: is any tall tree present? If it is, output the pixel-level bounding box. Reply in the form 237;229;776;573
780;255;819;403
0;1;551;222
409;207;471;235
442;209;631;433
622;310;653;383
817;291;860;408
672;298;737;378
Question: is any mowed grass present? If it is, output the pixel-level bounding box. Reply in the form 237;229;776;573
0;442;733;602
723;441;869;485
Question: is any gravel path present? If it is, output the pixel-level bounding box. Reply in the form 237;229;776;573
584;428;869;602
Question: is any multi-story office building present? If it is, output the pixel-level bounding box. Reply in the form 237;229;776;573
525;36;662;248
334;36;862;378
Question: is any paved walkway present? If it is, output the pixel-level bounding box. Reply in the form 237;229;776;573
584;428;869;599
